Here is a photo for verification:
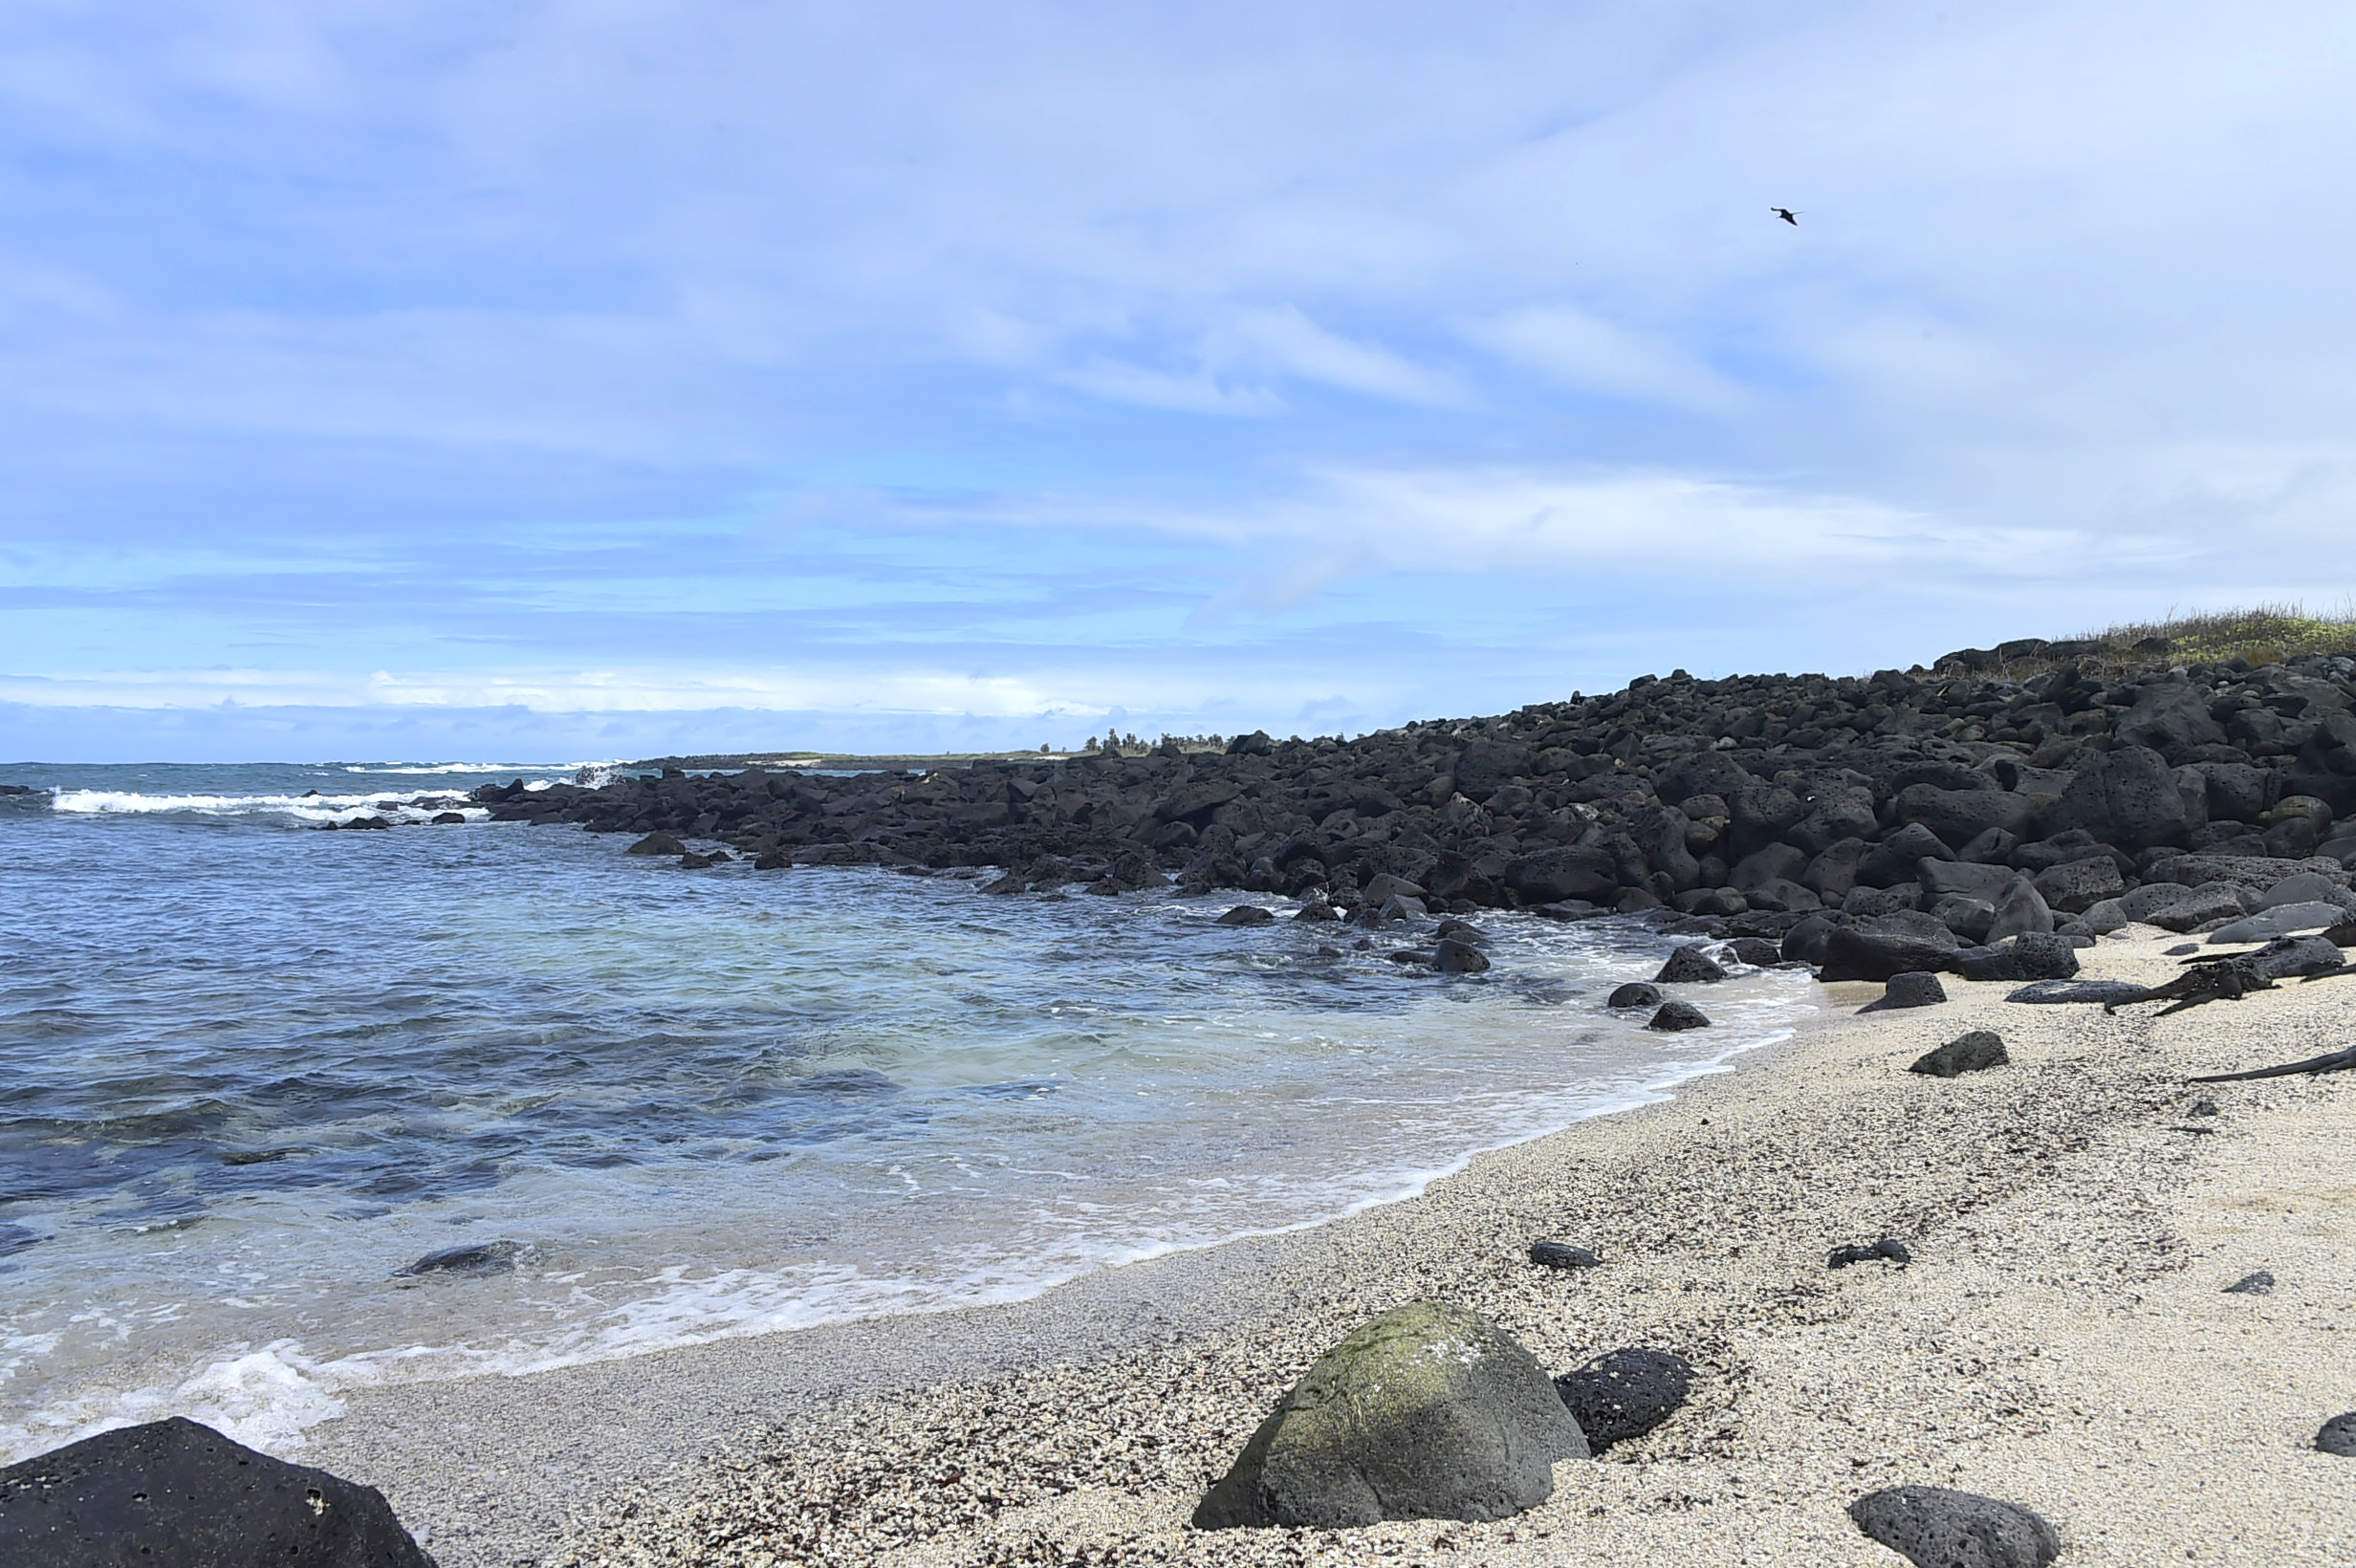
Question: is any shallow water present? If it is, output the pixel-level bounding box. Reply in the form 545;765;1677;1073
0;761;1814;1460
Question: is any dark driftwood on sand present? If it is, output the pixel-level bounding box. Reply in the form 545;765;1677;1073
2190;1045;2356;1083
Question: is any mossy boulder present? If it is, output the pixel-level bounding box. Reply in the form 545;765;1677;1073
1192;1300;1587;1530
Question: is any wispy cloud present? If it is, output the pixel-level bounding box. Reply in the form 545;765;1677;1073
2;1;2354;756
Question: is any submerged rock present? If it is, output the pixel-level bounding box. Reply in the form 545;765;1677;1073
0;1416;435;1568
1192;1300;1587;1529
626;831;687;856
398;1240;524;1276
1215;904;1275;926
1606;982;1663;1010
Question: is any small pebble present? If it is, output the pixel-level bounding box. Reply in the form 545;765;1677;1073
2223;1270;2276;1296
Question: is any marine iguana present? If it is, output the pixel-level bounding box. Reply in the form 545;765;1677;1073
2104;956;2277;1016
2191;1044;2356;1083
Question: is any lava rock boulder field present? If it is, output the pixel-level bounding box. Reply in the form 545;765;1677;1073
476;649;2356;958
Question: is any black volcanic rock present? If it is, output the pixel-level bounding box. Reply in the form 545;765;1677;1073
1552;1348;1692;1449
1653;945;1728;984
1848;1484;2059;1568
478;646;2356;914
1910;1030;2009;1078
0;1417;434;1568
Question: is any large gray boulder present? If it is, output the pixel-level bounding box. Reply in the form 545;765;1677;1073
1848;1484;2060;1568
1506;846;1622;905
2038;745;2193;849
1819;914;1962;982
1895;785;2039;849
0;1417;435;1568
2115;680;2228;761
2149;882;2254;932
1919;860;2020;904
2034;855;2126;914
1193;1301;1588;1530
2206;903;2347;944
1985;878;2056;944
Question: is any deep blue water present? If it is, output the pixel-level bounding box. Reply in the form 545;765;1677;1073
0;761;1812;1460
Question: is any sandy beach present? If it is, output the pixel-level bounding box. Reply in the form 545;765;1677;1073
304;925;2356;1567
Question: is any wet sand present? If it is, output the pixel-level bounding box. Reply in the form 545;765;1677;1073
306;926;2356;1566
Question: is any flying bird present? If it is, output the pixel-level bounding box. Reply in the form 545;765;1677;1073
1771;207;1800;226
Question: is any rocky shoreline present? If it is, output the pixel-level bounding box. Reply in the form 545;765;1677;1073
472;642;2356;966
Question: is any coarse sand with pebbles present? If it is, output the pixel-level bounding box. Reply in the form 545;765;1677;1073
306;926;2356;1567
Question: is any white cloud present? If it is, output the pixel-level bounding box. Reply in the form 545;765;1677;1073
1055;358;1286;418
1460;305;1733;409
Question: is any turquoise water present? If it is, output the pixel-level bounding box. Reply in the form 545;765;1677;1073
0;762;1812;1461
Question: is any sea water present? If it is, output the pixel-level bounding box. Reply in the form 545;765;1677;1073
0;761;1814;1462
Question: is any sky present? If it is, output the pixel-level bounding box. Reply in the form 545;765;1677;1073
3;0;2353;762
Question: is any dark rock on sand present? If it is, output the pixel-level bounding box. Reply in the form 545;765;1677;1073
1607;982;1663;1010
1216;905;1276;926
1955;933;2082;983
1528;1240;1602;1270
0;1416;434;1568
1830;1238;1912;1269
1647;1001;1711;1032
1819;918;1961;983
2316;1413;2356;1457
1849;1484;2061;1568
1192;1300;1587;1529
627;831;687;856
1653;945;1728;984
1552;1348;1693;1450
398;1240;523;1276
2223;1271;2276;1296
1863;971;1948;1013
1910;1031;2009;1078
2006;978;2148;1005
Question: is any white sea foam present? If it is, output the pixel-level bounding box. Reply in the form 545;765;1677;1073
48;789;485;825
336;763;578;775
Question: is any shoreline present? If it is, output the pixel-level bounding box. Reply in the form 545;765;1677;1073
294;957;1813;1566
303;925;2356;1565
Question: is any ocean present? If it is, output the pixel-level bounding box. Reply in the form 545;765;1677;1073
0;761;1813;1462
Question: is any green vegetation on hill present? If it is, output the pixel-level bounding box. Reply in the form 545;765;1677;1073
1931;603;2356;682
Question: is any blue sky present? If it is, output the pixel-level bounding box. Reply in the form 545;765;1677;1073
3;1;2353;761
